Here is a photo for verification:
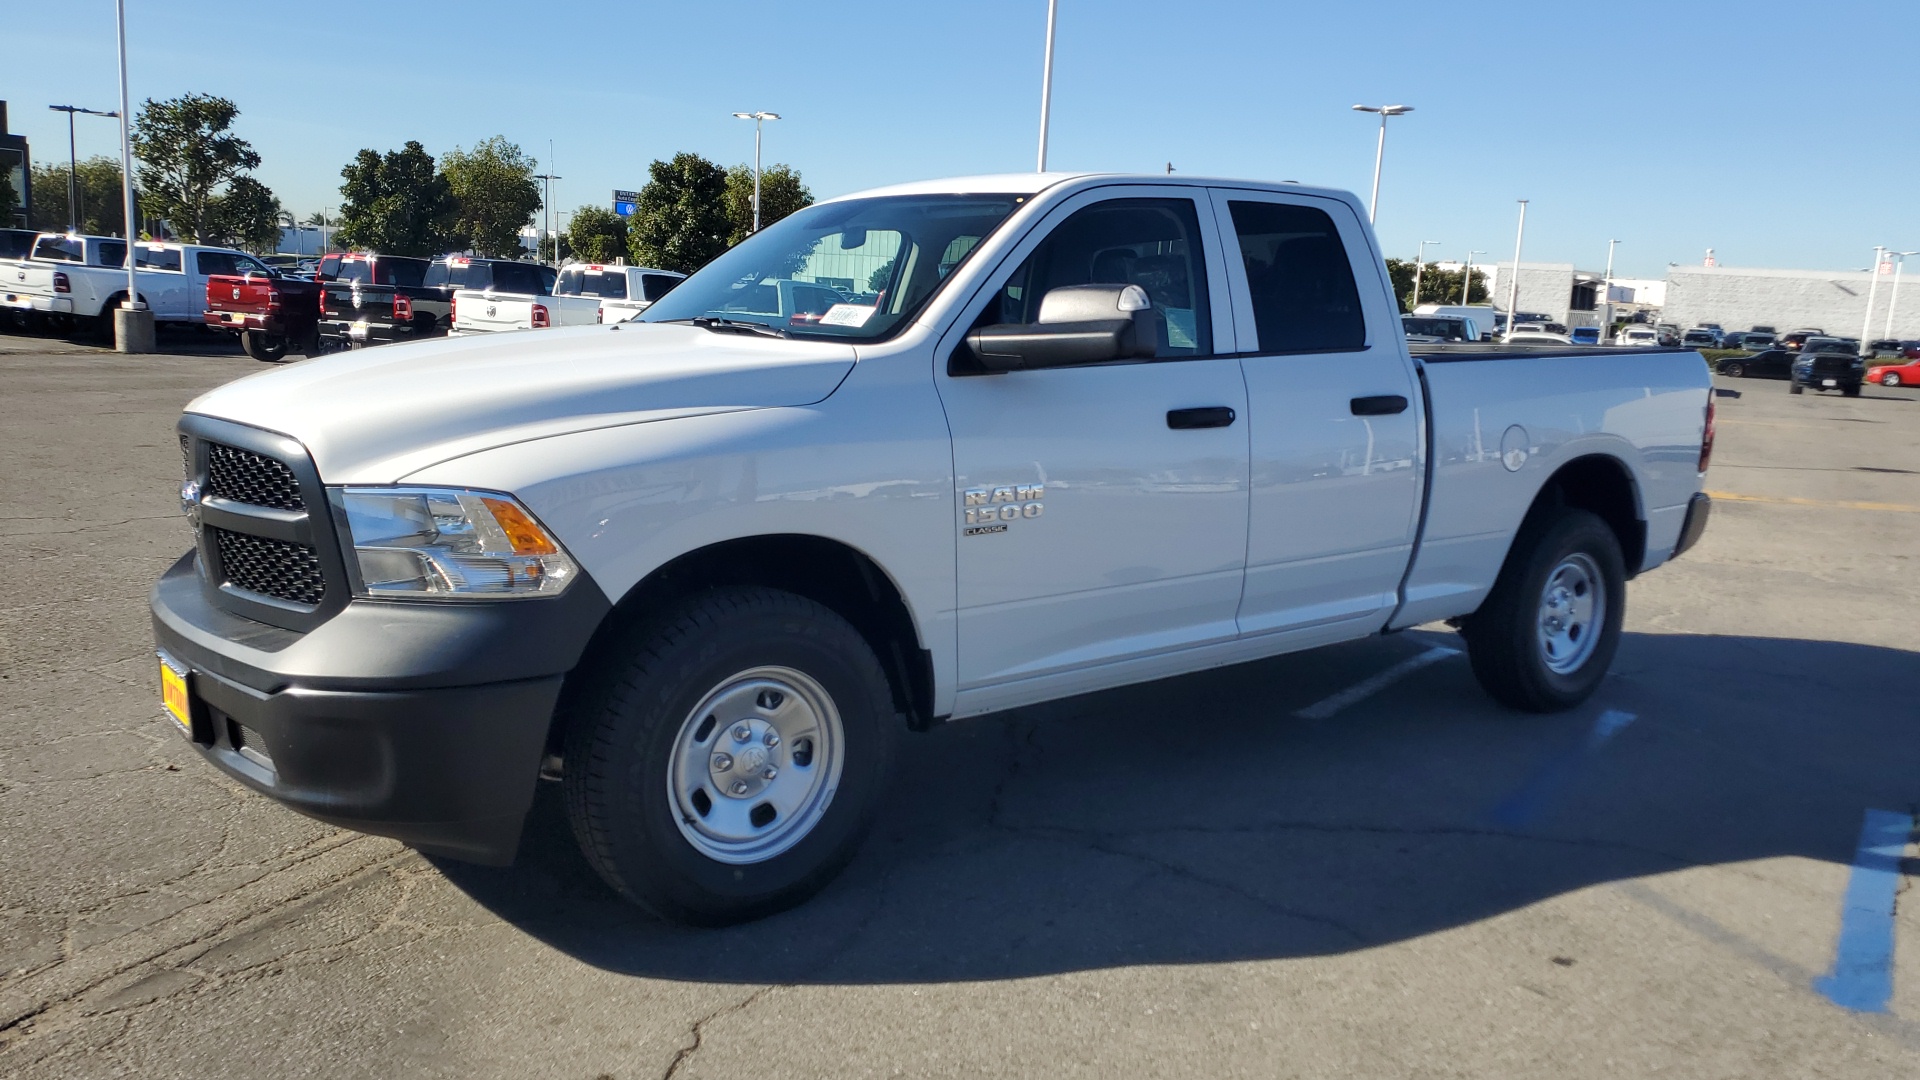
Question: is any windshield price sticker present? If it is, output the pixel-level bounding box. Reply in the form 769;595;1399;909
818;304;877;327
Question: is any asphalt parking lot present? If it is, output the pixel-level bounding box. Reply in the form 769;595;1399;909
1;333;1916;1079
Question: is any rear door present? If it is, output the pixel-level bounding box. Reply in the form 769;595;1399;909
1207;188;1423;638
938;186;1250;708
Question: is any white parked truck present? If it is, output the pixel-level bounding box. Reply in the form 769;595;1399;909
152;173;1714;924
554;262;686;323
447;261;596;336
3;232;269;342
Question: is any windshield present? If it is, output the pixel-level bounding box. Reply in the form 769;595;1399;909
640;193;1025;340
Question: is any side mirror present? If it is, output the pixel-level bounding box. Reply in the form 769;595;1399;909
964;284;1158;373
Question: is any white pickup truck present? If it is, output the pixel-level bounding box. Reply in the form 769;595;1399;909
554;262;687;323
3;232;269;342
152;173;1713;925
446;261;595;335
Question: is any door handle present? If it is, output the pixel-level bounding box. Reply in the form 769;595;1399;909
1350;395;1409;416
1167;406;1237;429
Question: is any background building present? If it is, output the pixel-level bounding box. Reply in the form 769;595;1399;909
1487;262;1609;328
0;101;32;228
1662;265;1920;338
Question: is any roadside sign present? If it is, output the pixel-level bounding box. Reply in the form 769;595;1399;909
613;189;639;217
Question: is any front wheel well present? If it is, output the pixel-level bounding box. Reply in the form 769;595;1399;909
1525;455;1645;576
551;535;936;761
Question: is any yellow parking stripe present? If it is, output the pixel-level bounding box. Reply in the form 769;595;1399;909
1707;491;1920;513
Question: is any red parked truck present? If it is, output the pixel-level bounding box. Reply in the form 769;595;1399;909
203;268;322;362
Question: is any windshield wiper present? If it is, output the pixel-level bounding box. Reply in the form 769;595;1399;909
686;316;791;339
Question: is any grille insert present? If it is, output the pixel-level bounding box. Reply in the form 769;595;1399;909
211;527;326;605
206;442;305;511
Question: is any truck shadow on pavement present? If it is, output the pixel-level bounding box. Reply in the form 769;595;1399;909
433;630;1919;984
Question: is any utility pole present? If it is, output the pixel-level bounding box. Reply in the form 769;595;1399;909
1504;200;1529;339
1461;250;1485;304
1601;238;1619;341
1412;239;1440;308
49;105;119;233
1860;245;1886;350
731;112;781;231
533;173;561;263
1351;104;1413;223
112;0;152;352
1037;0;1059;171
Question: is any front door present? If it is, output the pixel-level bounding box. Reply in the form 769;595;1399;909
1207;188;1424;638
937;188;1250;713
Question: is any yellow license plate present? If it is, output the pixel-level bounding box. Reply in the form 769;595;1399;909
160;659;191;735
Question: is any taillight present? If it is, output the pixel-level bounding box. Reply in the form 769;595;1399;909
53;272;70;294
317;286;329;316
532;303;550;329
1699;398;1716;472
449;294;457;323
265;287;281;311
596;306;604;324
393;293;413;320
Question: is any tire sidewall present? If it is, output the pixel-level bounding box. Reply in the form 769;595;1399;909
572;598;895;923
1507;513;1627;707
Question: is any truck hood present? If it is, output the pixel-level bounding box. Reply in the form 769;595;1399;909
186;323;857;482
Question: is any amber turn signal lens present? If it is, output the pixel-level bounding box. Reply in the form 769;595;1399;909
481;497;559;555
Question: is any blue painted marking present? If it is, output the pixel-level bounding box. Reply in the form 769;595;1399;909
1490;709;1636;827
1812;809;1913;1013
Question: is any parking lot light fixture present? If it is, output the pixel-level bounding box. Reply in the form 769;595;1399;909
1461;249;1485;304
1411;239;1441;308
1351;104;1413;224
1861;246;1888;351
48;105;119;233
1883;251;1917;341
732;111;781;232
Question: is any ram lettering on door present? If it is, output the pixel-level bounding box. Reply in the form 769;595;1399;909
961;484;1044;535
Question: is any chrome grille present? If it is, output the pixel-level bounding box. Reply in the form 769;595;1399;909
210;527;326;605
206;442;305;511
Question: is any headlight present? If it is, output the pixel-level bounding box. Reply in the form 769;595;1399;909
337;486;577;599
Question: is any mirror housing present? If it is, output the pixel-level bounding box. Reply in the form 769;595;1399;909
964;284;1158;373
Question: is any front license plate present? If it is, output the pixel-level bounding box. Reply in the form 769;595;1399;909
1822;378;1837;387
349;320;369;341
159;657;191;736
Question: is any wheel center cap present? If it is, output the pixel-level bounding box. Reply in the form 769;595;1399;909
737;745;769;775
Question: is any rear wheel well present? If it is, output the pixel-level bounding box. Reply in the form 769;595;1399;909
1526;455;1645;577
551;535;935;761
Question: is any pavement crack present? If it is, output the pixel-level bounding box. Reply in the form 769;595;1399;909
661;985;779;1080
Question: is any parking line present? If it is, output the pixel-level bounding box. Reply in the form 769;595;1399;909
1293;646;1460;720
1812;808;1914;1014
1707;490;1920;514
1489;709;1637;826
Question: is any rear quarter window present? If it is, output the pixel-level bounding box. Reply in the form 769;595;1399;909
641;273;682;301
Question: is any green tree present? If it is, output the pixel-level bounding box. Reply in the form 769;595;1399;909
130;93;262;243
440;136;541;258
28;157;136;236
566;204;629;264
628;153;729;275
204;175;283;253
0;168;17;225
536;232;571;264
722;163;813;246
1386;258;1487;312
335;141;458;256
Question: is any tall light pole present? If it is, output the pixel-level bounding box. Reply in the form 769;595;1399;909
111;0;150;352
532;174;560;262
1883;251;1917;341
1860;245;1887;350
1601;238;1619;340
1504;200;1529;338
48;105;119;233
1461;249;1485;304
731;111;781;232
1351;104;1413;224
319;208;334;253
1036;0;1059;171
1411;239;1441;308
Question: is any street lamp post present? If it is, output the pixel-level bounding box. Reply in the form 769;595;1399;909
1860;246;1887;351
1411;239;1441;308
1351;104;1413;224
1504;200;1529;338
1601;238;1619;341
1883;251;1917;341
1461;249;1485;305
48;105;119;233
1037;0;1059;171
731;111;782;232
532;174;561;262
110;0;152;352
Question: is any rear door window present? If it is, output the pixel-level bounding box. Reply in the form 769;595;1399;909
487;262;548;295
376;258;428;287
98;241;129;268
640;273;681;301
195;251;240;276
1224;200;1365;353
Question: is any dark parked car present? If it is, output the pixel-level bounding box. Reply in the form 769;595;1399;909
315;253;435;349
1681;329;1720;349
1790;338;1865;396
1737;332;1777;350
1779;328;1826;352
1867;338;1910;359
1717;349;1795;379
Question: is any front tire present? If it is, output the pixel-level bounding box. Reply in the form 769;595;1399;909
562;588;897;925
1463;509;1626;713
1884;372;1902;387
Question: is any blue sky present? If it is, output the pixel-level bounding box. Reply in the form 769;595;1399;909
7;0;1914;278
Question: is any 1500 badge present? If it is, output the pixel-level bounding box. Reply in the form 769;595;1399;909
962;484;1043;535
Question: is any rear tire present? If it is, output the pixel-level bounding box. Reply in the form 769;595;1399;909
1843;383;1861;398
1884;372;1902;387
562;588;897;925
1463;509;1626;713
241;330;289;363
1789;382;1804;394
1722;362;1744;378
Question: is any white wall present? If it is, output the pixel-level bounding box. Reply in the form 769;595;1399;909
1663;266;1920;339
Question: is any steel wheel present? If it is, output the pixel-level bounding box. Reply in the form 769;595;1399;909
666;666;846;865
1886;372;1902;387
1537;553;1605;675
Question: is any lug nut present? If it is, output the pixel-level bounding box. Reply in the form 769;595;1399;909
763;731;780;748
762;767;778;780
757;690;784;710
712;753;733;772
732;724;752;743
730;780;750;796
